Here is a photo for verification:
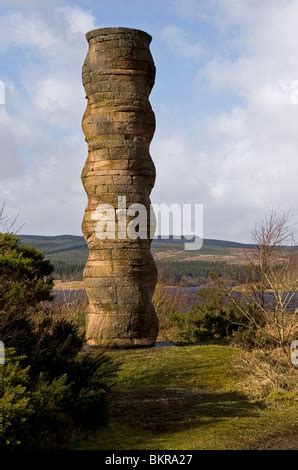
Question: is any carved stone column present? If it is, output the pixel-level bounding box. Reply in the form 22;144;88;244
81;27;158;347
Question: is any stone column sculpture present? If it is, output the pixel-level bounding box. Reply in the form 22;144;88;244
81;27;158;347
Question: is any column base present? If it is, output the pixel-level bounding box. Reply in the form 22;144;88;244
86;336;157;349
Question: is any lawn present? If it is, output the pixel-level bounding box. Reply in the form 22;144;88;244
77;345;297;450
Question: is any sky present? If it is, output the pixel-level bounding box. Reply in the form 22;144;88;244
0;0;297;242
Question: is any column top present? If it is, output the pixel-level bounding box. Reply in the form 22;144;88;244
86;27;152;43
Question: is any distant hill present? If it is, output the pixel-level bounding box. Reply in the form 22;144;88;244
19;234;87;255
17;234;255;280
18;234;254;254
18;235;88;279
153;237;255;249
16;234;296;285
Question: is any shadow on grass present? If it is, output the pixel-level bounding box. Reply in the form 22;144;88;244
109;388;264;433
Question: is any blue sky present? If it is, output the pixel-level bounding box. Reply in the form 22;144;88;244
0;0;297;242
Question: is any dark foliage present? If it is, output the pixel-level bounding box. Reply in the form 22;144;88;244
171;286;262;345
0;233;53;308
0;233;119;448
157;259;247;285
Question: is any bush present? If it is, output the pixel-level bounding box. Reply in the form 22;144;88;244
0;350;72;449
0;233;53;309
232;324;260;349
1;318;119;449
0;233;54;348
0;233;119;448
65;352;117;428
170;286;259;344
3;315;118;434
27;317;118;429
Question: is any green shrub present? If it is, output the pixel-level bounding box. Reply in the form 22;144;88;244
232;323;277;350
0;233;53;309
171;304;244;343
26;317;118;429
0;350;72;449
170;286;259;344
65;353;117;428
1;319;119;448
0;233;119;448
0;233;54;349
3;315;119;434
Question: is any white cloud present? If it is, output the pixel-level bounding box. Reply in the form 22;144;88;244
62;6;95;35
0;4;95;234
0;11;59;51
29;75;85;127
162;24;203;59
152;0;298;241
1;0;298;242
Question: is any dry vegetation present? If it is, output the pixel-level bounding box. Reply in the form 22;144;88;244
153;285;188;341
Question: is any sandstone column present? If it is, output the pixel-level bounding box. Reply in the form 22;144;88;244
81;27;158;347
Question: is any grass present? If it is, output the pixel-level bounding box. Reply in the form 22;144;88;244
77;345;297;450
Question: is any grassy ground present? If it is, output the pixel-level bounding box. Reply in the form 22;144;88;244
77;345;297;450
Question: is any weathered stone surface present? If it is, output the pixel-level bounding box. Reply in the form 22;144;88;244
82;27;158;347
